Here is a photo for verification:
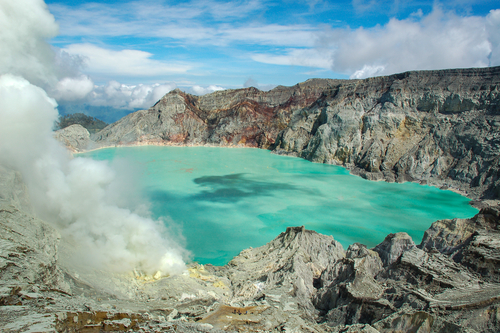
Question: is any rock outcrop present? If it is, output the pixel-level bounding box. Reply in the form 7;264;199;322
274;67;500;200
72;66;500;199
54;124;93;152
92;80;340;149
12;66;500;331
2;161;500;332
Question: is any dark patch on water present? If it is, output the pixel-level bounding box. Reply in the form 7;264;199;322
192;173;313;203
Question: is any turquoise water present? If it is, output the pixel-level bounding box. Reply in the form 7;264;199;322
79;146;478;265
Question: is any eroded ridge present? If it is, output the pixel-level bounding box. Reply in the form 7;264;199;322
2;159;500;332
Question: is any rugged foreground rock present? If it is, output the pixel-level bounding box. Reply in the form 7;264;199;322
12;66;500;331
2;162;500;332
77;66;500;199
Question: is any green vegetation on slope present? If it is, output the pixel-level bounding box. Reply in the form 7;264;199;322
55;113;108;133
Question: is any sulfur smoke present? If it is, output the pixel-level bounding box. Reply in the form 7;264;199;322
0;0;186;276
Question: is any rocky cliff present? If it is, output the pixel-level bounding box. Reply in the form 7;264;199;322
88;67;500;199
92;79;340;149
2;161;500;332
274;67;500;200
11;65;498;332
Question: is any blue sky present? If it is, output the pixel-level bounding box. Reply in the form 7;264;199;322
2;0;500;112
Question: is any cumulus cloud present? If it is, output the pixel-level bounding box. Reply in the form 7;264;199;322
87;81;177;109
189;85;226;95
63;44;191;77
325;7;498;78
51;75;94;101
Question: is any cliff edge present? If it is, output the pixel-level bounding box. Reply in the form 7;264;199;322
86;67;500;199
2;162;500;332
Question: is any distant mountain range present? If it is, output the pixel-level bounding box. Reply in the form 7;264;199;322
57;103;138;124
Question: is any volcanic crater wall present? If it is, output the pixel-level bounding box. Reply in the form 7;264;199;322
91;67;500;199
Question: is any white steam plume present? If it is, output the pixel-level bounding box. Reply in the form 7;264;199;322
0;0;187;276
0;0;58;87
0;0;94;102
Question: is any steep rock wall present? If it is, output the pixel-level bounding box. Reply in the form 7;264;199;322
273;67;500;199
93;79;340;149
88;67;500;199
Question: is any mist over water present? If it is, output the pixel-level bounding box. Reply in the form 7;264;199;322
0;76;187;275
0;0;187;276
81;146;478;266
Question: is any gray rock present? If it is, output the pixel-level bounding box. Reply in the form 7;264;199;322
373;232;416;266
53;124;93;152
420;217;476;257
399;247;479;289
61;67;500;200
372;310;478;333
218;226;345;321
0;165;68;293
274;67;500;199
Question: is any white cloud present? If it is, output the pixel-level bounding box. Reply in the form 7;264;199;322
245;6;499;79
63;44;191;77
46;0;500;83
219;24;318;47
49;1;318;48
52;75;94;101
49;0;266;37
87;81;177;109
251;48;333;69
486;9;500;66
189;85;226;95
325;8;497;78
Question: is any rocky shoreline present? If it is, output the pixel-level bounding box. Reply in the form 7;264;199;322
61;66;500;200
2;67;500;332
2;161;500;331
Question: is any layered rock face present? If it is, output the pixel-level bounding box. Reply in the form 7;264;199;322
274;67;500;199
93;79;340;149
2;161;500;332
54;124;92;152
87;67;500;199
